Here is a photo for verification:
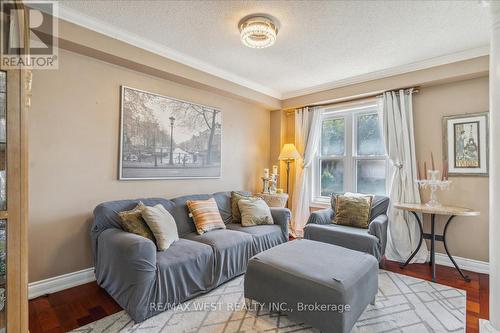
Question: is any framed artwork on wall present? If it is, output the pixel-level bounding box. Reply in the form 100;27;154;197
442;112;489;177
119;86;222;180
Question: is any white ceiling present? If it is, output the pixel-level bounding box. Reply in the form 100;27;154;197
57;0;490;100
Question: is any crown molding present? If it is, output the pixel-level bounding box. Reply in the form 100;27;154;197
54;4;489;103
281;46;490;100
56;4;282;99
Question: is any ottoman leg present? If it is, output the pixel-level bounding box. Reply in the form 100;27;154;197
370;296;376;305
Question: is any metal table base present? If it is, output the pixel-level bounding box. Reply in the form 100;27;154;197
399;211;471;282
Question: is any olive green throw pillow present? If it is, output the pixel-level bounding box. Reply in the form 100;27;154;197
231;192;257;223
118;202;156;243
333;194;373;229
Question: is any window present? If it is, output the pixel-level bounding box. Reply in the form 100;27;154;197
313;102;388;202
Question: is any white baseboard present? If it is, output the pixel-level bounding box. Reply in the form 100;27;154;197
480;320;500;333
28;267;96;299
25;253;489;300
434;253;489;274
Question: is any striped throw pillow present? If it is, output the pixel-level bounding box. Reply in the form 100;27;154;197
186;198;226;235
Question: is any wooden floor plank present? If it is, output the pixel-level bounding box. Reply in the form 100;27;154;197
29;258;489;332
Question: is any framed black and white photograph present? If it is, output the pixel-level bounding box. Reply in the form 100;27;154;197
443;112;488;177
119;86;222;180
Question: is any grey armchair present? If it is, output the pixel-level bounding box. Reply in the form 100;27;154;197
304;196;389;261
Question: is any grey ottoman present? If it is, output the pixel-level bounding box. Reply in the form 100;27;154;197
244;239;378;333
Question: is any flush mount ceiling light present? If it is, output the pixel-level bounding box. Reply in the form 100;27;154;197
239;15;278;49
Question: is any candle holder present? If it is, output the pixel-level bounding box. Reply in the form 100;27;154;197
261;174;279;194
416;170;451;207
261;177;270;193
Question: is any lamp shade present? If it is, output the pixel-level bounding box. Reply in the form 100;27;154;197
278;143;301;160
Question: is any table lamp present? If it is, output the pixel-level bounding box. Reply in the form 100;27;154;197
278;143;301;195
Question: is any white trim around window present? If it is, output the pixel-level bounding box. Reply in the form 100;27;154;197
311;101;389;205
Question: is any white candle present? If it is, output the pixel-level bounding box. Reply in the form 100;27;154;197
272;165;278;175
264;168;269;178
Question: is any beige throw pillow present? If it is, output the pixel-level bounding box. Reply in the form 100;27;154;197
230;192;257;223
238;198;274;227
141;204;179;251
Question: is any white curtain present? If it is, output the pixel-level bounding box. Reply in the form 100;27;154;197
291;107;321;237
380;89;428;263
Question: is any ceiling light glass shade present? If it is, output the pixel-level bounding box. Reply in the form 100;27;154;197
239;16;278;49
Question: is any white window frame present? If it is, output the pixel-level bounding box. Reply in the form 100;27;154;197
311;101;389;205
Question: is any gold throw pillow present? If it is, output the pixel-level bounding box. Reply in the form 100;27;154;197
118;202;156;243
333;194;373;229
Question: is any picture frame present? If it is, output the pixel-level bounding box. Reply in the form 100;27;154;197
442;112;489;177
119;86;222;180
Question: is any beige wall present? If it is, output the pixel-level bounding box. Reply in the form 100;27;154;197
281;75;489;262
29;49;271;282
414;77;489;262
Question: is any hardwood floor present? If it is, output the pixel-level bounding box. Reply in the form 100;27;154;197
380;259;489;333
29;259;489;333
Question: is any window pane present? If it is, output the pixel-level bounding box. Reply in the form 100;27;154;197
320;160;344;196
357;113;385;156
357;160;386;195
321;118;345;156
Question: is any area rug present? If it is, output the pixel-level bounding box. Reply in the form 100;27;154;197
72;270;466;333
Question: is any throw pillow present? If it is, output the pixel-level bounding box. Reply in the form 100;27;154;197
333;194;373;228
331;192;372;211
118;202;156;243
230;191;257;223
238;198;274;227
141;204;179;251
186;198;226;235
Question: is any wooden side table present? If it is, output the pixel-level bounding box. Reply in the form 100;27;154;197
255;193;289;208
394;203;479;282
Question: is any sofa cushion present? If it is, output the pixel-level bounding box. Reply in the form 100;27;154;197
153;238;215;315
226;223;285;253
186;198;226;235
182;229;253;286
303;223;382;260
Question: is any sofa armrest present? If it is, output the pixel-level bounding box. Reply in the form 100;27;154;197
270;207;290;240
369;214;388;257
95;228;157;288
306;208;334;225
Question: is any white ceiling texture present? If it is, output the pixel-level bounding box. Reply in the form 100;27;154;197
58;0;490;99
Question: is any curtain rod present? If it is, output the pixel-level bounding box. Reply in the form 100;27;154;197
288;87;420;112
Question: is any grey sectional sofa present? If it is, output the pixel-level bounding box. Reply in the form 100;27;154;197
91;191;290;322
304;195;389;261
